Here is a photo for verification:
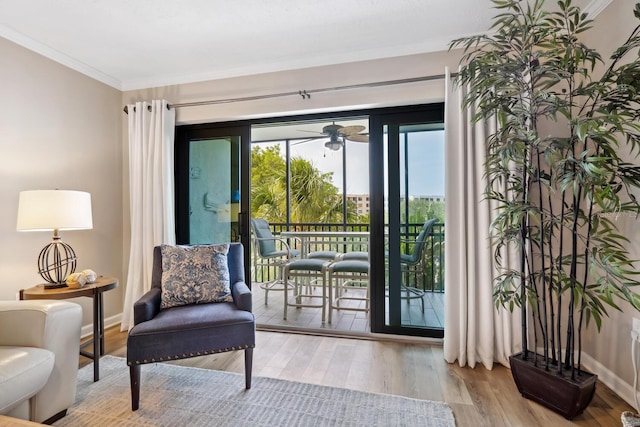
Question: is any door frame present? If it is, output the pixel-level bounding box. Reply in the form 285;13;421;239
369;104;445;337
175;123;252;280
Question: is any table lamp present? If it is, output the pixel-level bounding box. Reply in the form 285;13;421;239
17;190;93;288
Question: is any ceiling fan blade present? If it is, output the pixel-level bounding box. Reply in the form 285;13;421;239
337;125;366;136
346;134;369;143
298;123;367;144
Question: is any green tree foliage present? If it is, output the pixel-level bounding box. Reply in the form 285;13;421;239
251;145;358;224
401;199;445;224
251;145;286;220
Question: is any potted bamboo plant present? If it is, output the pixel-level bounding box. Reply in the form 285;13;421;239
450;0;640;419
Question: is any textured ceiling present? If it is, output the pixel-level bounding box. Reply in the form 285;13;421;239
0;0;601;91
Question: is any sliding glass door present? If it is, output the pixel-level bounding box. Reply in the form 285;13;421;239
369;105;445;338
172;104;445;337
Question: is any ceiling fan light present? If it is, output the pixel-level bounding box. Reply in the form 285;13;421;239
324;140;342;151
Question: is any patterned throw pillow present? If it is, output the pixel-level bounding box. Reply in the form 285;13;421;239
160;243;233;309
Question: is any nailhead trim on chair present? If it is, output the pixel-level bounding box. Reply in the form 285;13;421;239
128;343;255;365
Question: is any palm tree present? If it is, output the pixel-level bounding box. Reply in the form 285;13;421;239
251;145;357;224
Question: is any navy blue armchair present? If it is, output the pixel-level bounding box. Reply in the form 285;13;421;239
126;242;255;411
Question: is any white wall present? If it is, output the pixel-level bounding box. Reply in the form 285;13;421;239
577;0;640;406
0;37;124;326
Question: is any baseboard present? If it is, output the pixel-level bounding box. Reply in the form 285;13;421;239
581;352;636;410
81;312;122;338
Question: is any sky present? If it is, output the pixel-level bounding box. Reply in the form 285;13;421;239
257;130;445;197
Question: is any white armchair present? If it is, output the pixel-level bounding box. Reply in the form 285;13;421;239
0;300;82;424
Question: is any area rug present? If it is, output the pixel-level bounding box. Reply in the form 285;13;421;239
54;355;455;426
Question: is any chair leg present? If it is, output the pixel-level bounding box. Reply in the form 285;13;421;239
320;271;325;324
41;409;67;425
328;270;333;323
283;266;289;320
245;348;253;389
129;364;141;411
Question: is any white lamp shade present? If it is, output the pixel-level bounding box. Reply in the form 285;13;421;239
17;190;93;231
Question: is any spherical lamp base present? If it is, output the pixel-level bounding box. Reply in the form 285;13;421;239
38;237;77;289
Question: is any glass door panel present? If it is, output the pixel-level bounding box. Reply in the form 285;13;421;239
175;125;251;281
370;105;445;338
188;137;240;244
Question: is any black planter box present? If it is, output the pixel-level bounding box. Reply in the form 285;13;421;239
509;352;597;420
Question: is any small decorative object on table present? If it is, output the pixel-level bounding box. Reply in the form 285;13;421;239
65;269;97;289
66;272;87;289
81;269;97;283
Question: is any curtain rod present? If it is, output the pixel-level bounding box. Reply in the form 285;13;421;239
122;73;453;114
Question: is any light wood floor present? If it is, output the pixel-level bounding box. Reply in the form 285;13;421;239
91;326;634;426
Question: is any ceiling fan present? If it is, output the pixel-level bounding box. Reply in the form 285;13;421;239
295;122;369;151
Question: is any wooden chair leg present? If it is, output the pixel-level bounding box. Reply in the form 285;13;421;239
129;364;141;411
245;348;253;389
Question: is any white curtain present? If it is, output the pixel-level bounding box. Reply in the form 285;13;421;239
121;99;176;331
442;68;521;369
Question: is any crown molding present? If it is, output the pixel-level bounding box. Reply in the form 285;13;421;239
0;24;122;90
583;0;613;17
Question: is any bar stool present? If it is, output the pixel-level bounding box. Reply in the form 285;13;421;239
337;251;369;261
307;251;340;292
283;258;331;323
328;260;370;323
308;250;340;261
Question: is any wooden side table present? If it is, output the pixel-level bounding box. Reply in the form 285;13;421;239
0;414;43;426
20;275;119;382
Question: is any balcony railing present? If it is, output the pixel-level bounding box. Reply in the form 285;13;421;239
251;222;444;293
